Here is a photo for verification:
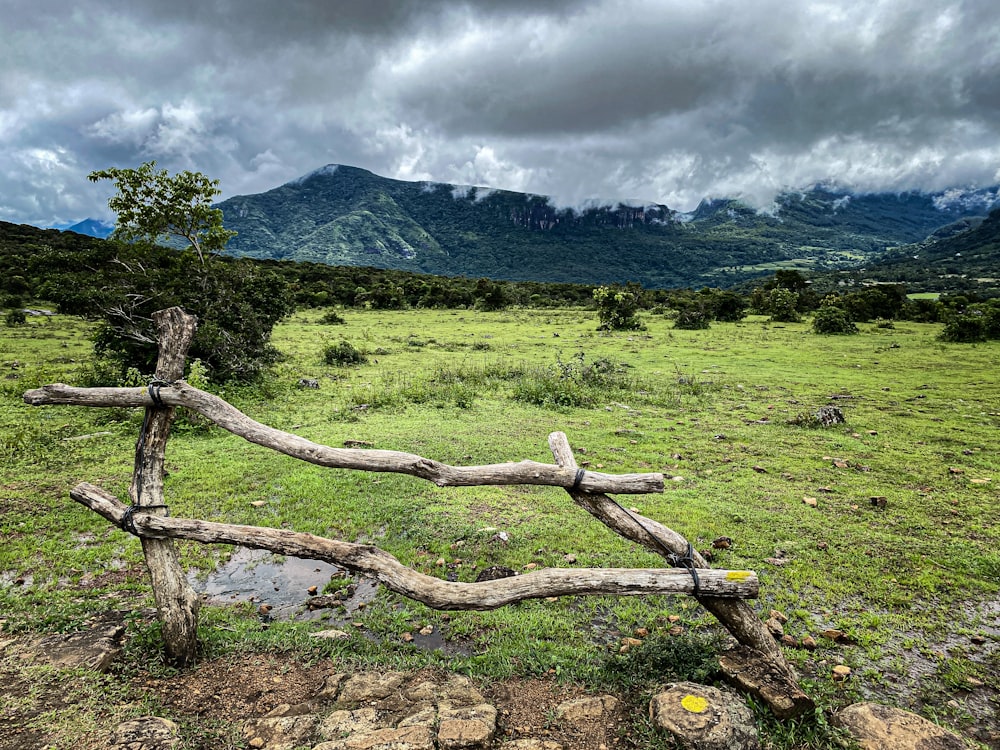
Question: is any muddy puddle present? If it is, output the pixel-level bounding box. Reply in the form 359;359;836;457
188;547;375;621
188;547;469;655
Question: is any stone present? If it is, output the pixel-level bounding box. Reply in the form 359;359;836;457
242;714;318;750
815;406;846;425
25;613;125;673
319;707;384;739
499;741;564;749
317;673;348;700
311;629;351;640
833;702;965;750
437;703;497;749
649;682;759;750
554;695;620;722
314;725;435;750
765;617;784;637
718;646;814;719
337;671;408;704
111;716;180;749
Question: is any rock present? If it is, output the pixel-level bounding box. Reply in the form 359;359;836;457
317;673;348;700
242;714;318;750
769;610;788;624
499;742;564;749
554;695;620;722
765;618;784;637
718;646;814;719
437;703;497;748
24;612;125;672
111;716;180;749
297;378;320;389
314;725;435;750
815;406;846;425
319;707;384;738
802;496;818;507
832;665;852;681
337;671;408;704
801;636;817;651
833;702;965;750
404;675;484;707
311;629;350;640
649;682;759;750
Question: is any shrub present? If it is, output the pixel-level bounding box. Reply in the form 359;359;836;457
4;309;27;327
324;340;368;366
594;283;645;331
673;307;711;330
767;288;801;323
812;306;857;335
320;310;346;325
940;312;988;343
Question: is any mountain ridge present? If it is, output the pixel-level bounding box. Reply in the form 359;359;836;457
215;164;998;289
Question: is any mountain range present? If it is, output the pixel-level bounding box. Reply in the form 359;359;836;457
59;164;999;292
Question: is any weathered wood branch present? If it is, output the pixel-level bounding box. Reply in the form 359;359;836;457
24;383;663;495
547;432;793;673
134;307;201;665
70;482;759;609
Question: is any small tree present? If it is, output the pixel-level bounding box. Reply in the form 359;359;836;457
766;288;801;323
85;163;292;382
594;283;645;331
812;305;857;335
89;161;235;265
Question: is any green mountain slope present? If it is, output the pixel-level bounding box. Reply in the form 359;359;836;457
855;207;1000;294
217;165;997;289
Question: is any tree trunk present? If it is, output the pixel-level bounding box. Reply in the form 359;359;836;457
133;307;201;665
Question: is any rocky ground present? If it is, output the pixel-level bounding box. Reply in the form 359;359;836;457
0;611;991;750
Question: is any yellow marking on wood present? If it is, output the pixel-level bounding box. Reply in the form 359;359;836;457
681;694;709;713
726;571;752;582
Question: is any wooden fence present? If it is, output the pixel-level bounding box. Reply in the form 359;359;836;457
24;308;811;717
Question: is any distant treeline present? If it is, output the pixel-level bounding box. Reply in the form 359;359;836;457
2;220;994;330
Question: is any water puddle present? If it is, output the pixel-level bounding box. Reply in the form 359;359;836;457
189;546;472;656
189;547;377;622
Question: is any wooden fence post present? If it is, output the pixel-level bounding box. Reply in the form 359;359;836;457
132;307;201;664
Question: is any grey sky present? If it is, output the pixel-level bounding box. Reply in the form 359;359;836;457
3;0;999;226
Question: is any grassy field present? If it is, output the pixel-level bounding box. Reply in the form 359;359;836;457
1;307;998;747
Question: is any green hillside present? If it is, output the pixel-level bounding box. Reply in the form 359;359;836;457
216;165;996;288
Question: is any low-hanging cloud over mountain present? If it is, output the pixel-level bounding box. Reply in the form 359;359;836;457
3;0;999;226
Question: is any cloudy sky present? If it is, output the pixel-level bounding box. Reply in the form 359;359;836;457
3;0;999;226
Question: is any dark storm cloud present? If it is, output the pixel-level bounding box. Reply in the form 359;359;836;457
2;0;999;225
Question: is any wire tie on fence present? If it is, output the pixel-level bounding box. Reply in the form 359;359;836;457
571;467;587;492
668;542;702;596
120;504;170;536
147;378;173;407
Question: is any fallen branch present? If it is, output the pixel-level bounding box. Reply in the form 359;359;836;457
24;383;663;496
70;482;759;610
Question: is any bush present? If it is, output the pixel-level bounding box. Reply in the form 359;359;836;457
940;312;988;343
70;246;294;383
812;306;857;335
767;288;801;323
594;283;645;331
320;310;346;325
673;307;711;330
4;309;27;327
324;340;368;366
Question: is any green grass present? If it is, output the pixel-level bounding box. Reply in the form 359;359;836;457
2;307;999;747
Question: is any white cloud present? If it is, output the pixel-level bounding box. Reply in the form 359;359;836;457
1;0;998;224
